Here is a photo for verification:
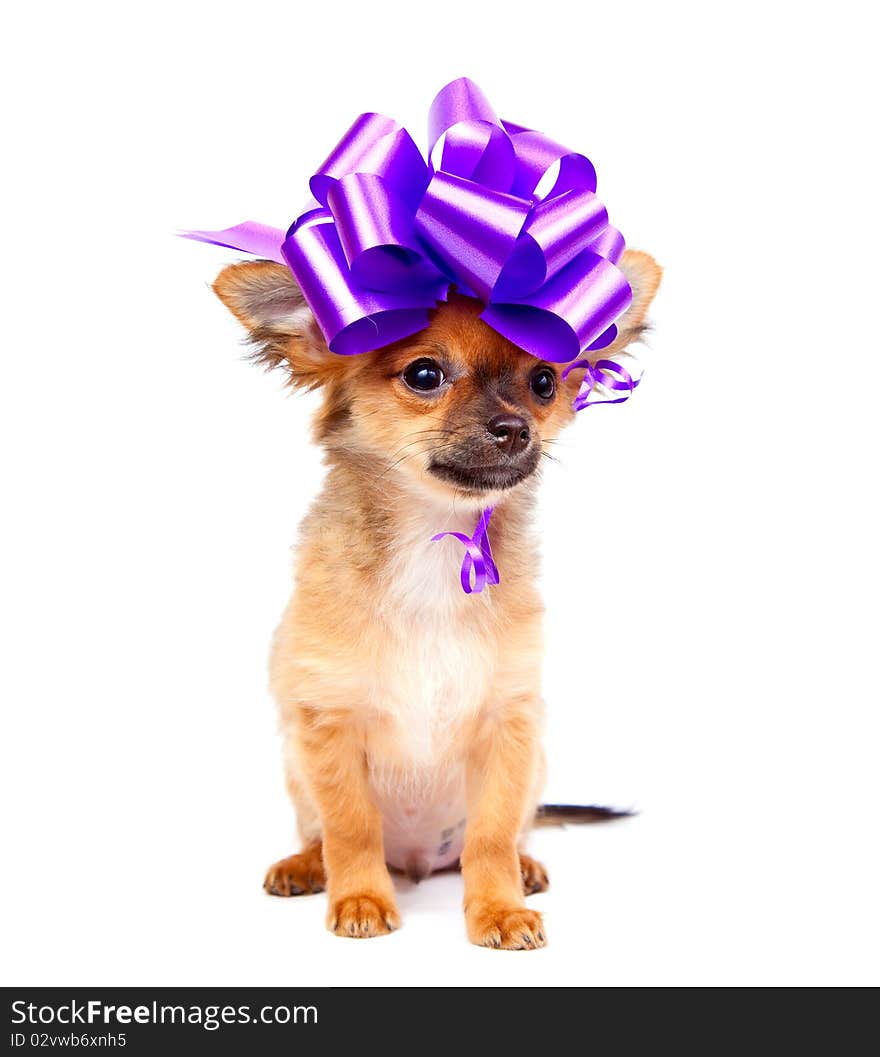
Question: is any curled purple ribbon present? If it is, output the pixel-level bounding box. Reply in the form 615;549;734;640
182;77;633;367
561;358;640;411
431;506;499;595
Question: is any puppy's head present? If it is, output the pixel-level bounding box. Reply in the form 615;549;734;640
212;251;661;505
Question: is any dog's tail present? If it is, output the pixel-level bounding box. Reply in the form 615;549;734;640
534;803;635;826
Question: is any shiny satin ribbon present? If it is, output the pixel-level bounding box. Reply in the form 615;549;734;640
182;77;633;367
431;506;499;595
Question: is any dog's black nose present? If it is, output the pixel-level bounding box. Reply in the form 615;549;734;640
487;414;531;456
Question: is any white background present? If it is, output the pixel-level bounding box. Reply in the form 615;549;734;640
2;1;878;987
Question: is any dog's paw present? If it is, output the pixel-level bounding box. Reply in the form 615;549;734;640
327;893;401;938
519;852;549;895
466;903;547;950
263;845;326;896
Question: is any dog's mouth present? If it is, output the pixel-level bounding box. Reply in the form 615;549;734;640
427;455;538;492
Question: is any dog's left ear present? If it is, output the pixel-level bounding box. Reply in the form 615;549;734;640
613;249;663;347
212;260;341;390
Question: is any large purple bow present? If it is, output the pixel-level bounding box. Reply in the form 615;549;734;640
185;79;643;597
183;77;633;365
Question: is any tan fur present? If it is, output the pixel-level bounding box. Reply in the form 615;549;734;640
213;250;661;947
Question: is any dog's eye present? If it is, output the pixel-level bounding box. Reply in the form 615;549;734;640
403;359;445;392
529;367;556;401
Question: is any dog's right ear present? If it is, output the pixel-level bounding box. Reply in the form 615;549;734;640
212;261;337;390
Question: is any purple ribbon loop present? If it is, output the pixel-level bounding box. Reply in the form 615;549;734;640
182;77;634;372
484;249;632;364
495;189;609;299
507;128;598;201
281;212;448;355
431;506;499;595
310;113;429;210
415;172;533;301
327;173;435;291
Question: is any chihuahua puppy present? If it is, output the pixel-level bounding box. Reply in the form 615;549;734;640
212;250;661;948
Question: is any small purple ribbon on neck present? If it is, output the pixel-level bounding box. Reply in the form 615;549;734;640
431;506;499;595
182;77;633;368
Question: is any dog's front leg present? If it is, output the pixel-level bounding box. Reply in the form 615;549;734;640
461;702;546;949
297;707;400;939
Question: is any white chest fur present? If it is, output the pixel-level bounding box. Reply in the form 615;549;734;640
369;500;498;762
363;500;500;872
